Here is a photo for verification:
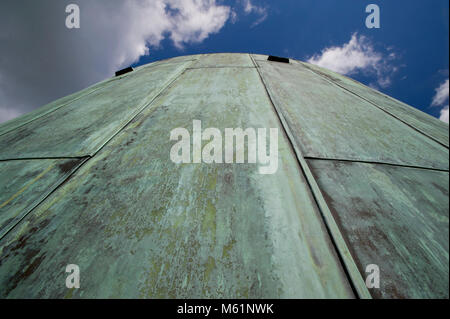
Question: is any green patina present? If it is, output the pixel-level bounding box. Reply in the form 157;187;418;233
0;53;447;299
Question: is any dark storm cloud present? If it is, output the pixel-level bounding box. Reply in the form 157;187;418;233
0;0;231;123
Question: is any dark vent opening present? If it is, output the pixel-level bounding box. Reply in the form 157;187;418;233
267;55;290;63
115;67;134;77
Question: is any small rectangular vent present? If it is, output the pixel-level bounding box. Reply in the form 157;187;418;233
267;55;290;63
115;67;134;77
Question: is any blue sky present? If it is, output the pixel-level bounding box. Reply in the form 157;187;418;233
134;0;449;122
0;0;448;123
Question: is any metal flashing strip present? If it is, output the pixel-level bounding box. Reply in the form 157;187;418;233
303;156;450;173
186;66;256;70
0;156;91;162
249;54;372;299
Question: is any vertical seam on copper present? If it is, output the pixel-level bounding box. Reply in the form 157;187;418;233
0;59;197;243
249;54;372;299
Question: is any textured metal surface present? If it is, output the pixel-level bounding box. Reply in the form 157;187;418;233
252;54;270;61
137;54;204;70
0;53;448;299
301;62;450;148
0;77;118;137
154;54;205;64
308;159;449;298
250;55;372;299
192;53;254;68
0;62;353;298
0;158;85;239
0;61;191;160
255;59;448;170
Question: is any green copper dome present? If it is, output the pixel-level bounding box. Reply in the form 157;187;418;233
0;53;448;298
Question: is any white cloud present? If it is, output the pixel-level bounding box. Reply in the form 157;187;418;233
166;0;231;48
0;106;21;124
0;0;231;123
431;79;449;107
242;0;267;27
439;106;449;123
307;33;398;88
230;10;238;24
431;79;449;123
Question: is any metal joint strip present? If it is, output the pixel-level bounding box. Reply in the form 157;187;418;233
249;54;372;299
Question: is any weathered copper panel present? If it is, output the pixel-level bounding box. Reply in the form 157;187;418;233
256;60;448;170
0;158;85;239
0;53;447;299
0;77;117;137
0;64;353;298
137;54;204;69
192;53;254;68
251;54;269;61
0;61;192;160
301;62;450;147
308;159;449;298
